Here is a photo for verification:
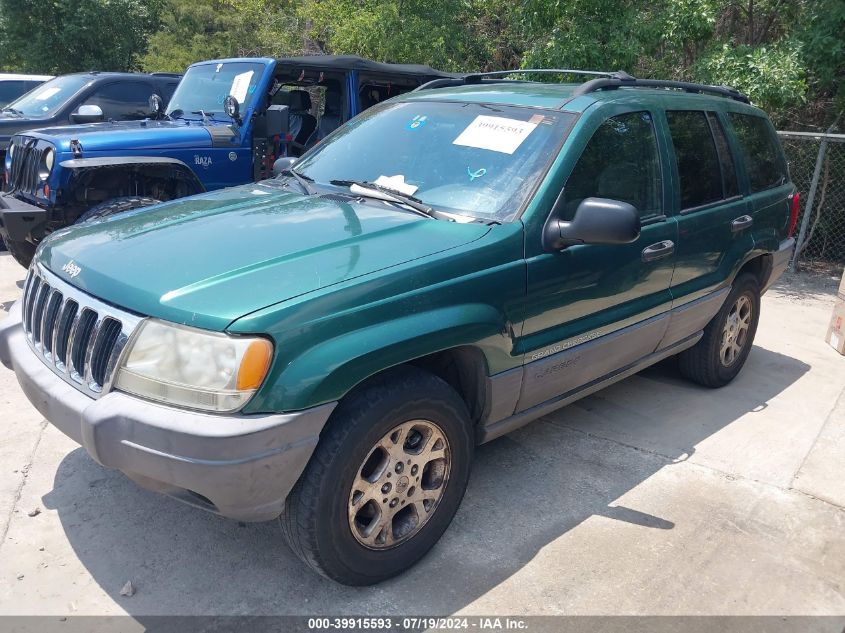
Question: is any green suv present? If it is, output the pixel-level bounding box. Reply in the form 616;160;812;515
0;70;796;585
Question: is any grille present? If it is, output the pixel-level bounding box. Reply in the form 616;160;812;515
6;136;44;196
21;265;143;397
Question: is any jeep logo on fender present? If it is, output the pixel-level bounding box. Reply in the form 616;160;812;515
194;155;212;168
62;260;81;278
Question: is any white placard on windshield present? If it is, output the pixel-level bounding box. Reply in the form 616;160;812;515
34;87;61;101
452;115;538;154
230;71;254;104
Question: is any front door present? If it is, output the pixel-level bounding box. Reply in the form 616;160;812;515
518;108;677;411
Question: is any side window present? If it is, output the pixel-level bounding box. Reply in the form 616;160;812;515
82;82;154;120
160;81;179;104
666;110;723;209
0;81;25;105
707;113;739;198
562;111;662;220
728;112;788;192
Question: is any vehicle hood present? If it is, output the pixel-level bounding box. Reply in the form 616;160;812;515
0;116;45;147
21;119;219;152
37;182;492;330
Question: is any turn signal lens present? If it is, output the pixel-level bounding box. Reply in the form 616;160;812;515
237;339;273;390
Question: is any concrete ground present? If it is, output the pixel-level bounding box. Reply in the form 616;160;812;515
0;250;843;617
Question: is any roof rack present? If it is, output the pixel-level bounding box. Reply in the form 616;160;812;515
415;68;749;103
414;68;632;92
574;76;749;103
150;72;183;78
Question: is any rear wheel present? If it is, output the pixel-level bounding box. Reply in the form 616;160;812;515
0;228;36;268
76;196;161;224
281;366;473;585
678;273;761;387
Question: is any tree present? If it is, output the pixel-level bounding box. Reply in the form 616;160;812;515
141;0;248;72
0;0;164;73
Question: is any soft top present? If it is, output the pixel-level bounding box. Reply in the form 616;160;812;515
273;55;456;79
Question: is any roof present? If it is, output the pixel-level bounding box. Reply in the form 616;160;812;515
403;81;764;115
0;73;54;81
192;55;455;79
404;82;581;109
274;55;456;78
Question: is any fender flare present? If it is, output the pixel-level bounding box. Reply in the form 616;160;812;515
260;303;509;412
60;156;206;194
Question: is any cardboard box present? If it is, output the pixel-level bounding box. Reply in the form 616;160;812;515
827;296;845;354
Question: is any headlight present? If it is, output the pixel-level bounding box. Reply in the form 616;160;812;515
38;147;54;180
114;319;273;413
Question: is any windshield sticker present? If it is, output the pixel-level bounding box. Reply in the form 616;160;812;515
453;115;538;154
34;87;61;101
230;70;254;104
373;174;419;195
467;167;487;181
407;115;427;130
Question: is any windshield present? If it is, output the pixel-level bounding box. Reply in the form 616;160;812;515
166;61;265;119
294;101;574;221
4;75;91;117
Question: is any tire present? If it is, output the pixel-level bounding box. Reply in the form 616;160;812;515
281;365;474;585
0;228;36;268
76;196;161;224
678;273;761;388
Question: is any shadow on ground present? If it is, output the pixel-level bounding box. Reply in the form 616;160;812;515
40;345;809;616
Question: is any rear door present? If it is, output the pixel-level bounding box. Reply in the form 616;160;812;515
665;109;750;310
519;107;677;411
725;112;792;252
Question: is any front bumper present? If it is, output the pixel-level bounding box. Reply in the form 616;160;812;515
762;237;795;293
0;192;47;242
0;301;335;521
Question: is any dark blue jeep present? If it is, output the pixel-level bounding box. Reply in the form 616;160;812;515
0;56;452;267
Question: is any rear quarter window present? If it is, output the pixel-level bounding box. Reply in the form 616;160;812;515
728;113;788;192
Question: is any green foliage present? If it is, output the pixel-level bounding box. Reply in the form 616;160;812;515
0;0;164;73
0;0;841;125
800;0;845;102
521;0;650;72
141;0;245;72
298;0;519;72
696;41;807;112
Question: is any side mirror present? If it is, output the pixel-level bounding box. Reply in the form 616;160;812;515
70;104;104;124
266;104;290;138
273;156;297;177
223;95;240;123
544;197;640;251
149;94;163;117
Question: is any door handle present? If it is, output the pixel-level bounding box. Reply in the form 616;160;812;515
731;215;753;233
641;240;675;262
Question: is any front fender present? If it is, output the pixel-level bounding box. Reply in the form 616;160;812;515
250;303;509;413
61;156;205;194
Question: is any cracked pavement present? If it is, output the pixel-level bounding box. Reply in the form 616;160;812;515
0;251;843;616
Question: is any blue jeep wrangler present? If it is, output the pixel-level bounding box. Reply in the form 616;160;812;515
0;56;453;267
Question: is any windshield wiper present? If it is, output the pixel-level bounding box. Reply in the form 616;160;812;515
1;107;23;117
191;110;212;124
284;169;315;195
329;179;444;220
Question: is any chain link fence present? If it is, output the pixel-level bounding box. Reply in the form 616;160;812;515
778;130;845;270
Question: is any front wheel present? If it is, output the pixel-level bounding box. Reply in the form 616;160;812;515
76;196;161;224
678;273;761;388
281;366;474;585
